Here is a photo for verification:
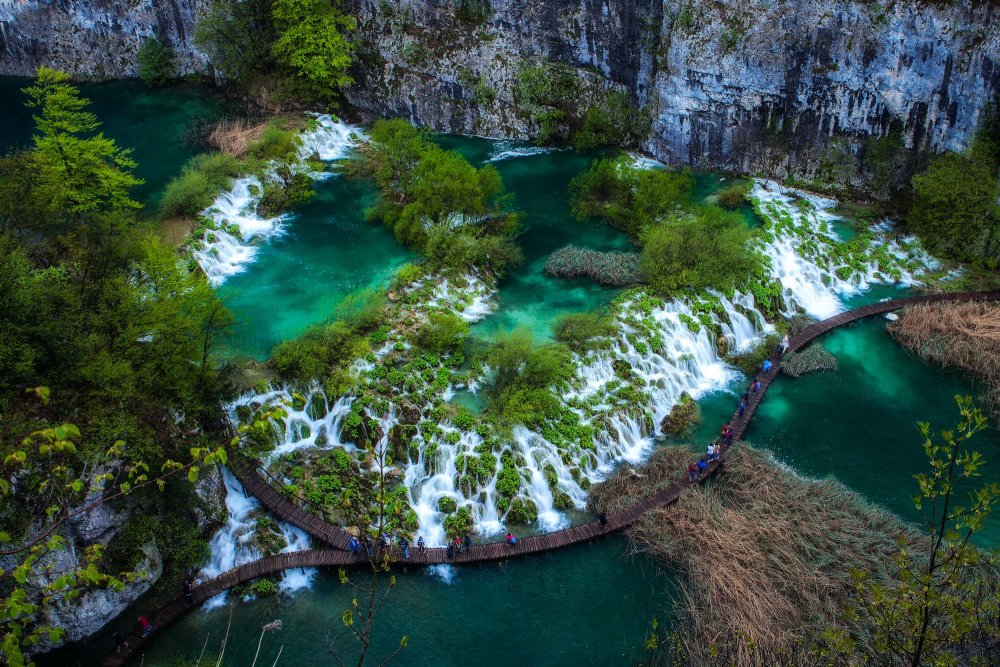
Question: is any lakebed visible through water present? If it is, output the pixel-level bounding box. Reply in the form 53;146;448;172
6;79;996;665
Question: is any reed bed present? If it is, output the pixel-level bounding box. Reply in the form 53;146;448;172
208;118;268;157
591;444;920;666
781;343;837;377
889;302;1000;415
544;244;643;286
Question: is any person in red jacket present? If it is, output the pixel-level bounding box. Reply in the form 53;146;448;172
137;615;153;637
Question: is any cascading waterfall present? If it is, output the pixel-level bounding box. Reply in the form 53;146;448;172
193;116;363;286
199;468;316;609
216;164;944;566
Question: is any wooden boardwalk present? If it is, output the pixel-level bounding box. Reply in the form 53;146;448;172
101;290;1000;666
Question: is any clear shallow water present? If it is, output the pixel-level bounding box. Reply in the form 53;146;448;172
0;77;229;209
53;537;671;667
219;176;415;359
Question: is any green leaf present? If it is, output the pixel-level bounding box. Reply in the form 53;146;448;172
188;466;199;483
342;609;353;627
400;635;409;649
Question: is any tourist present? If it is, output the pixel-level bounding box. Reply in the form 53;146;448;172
464;534;473;552
446;542;455;559
182;578;194;603
400;537;410;559
780;334;790;355
725;423;734;443
707;443;716;461
697;456;709;474
348;535;360;555
599;512;607;526
742;389;750;403
762;358;773;373
738;399;746;417
688;461;698;482
506;532;518;546
137;615;153;637
417;536;426;554
452;535;463;554
753;378;762;393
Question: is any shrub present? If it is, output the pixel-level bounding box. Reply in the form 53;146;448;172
137;37;177;87
443;506;473;539
570;156;694;236
401;42;430;66
715;181;750;208
272;320;370;381
544;244;642;286
246;120;301;161
660;392;700;436
573;91;650;151
639;206;762;295
417;311;469;355
909;151;1000;265
480;330;572;427
438;496;458;513
553;311;615;353
159;152;244;218
455;0;493;24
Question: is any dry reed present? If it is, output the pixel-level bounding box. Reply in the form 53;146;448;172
544;244;643;286
592;444;921;666
889;302;1000;416
208;118;268;157
781;344;837;377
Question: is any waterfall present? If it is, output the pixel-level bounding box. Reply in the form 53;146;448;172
199;468;315;608
192;116;364;286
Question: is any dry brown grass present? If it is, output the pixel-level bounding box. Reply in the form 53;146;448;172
207;118;268;157
890;302;1000;415
591;444;920;666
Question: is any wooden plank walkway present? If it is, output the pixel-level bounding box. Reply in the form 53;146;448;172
101;290;1000;666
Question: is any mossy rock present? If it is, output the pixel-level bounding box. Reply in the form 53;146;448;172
554;492;574;510
506;497;539;524
252;517;288;556
660;392;701;437
444;506;473;539
438;496;458;514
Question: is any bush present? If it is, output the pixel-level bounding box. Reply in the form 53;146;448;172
570;156;694;236
272;320;370;381
660;392;700;436
417;311;469;355
544;244;642;286
639;206;762;295
159;152;244;218
715;181;750;208
909;151;1000;265
258;168;315;216
573;91;650;151
480;330;572;427
246;120;301;161
137;37;177;87
553;311;615;353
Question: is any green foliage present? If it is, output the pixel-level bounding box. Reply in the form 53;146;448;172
831;396;1000;665
247;119;302;162
194;0;276;81
455;0;493;24
416;311;469;355
553;311;614;354
909;150;1000;266
23;67;143;218
639;206;762;295
352;118;522;276
715;181;750;209
137;37;177;87
271;0;357;102
479;330;573;428
573;91;650;151
570;156;694;236
159;152;244;218
660;392;700;437
258;166;315;216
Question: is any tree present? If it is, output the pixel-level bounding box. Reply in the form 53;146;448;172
639;206;761;295
909;152;1000;266
22;67;142;219
194;0;276;81
270;0;357;101
570;156;694;236
137;37;177;87
827;396;1000;666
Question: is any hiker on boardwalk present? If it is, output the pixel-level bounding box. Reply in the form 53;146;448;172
417;536;426;554
464;534;473;552
707;443;717;461
452;535;463;554
182;578;194;603
688;461;699;482
762;358;773;373
712;443;721;460
752;377;762;393
446;542;455;559
738;398;746;417
780;334;790;355
723;423;734;443
506;532;518;546
400;537;410;559
137;616;153;637
697;456;709;475
348;535;360;556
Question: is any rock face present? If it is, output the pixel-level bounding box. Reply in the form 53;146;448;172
1;0;998;188
0;0;206;78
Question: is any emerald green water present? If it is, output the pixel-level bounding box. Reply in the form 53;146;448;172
7;81;999;664
0;78;229;209
219;177;415;359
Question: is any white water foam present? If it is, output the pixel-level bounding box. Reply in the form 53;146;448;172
486;142;560;163
199;467;315;608
193;117;363;286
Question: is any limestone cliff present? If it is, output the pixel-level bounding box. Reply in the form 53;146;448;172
1;0;998;189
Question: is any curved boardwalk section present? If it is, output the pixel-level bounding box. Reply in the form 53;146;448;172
102;290;1000;666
